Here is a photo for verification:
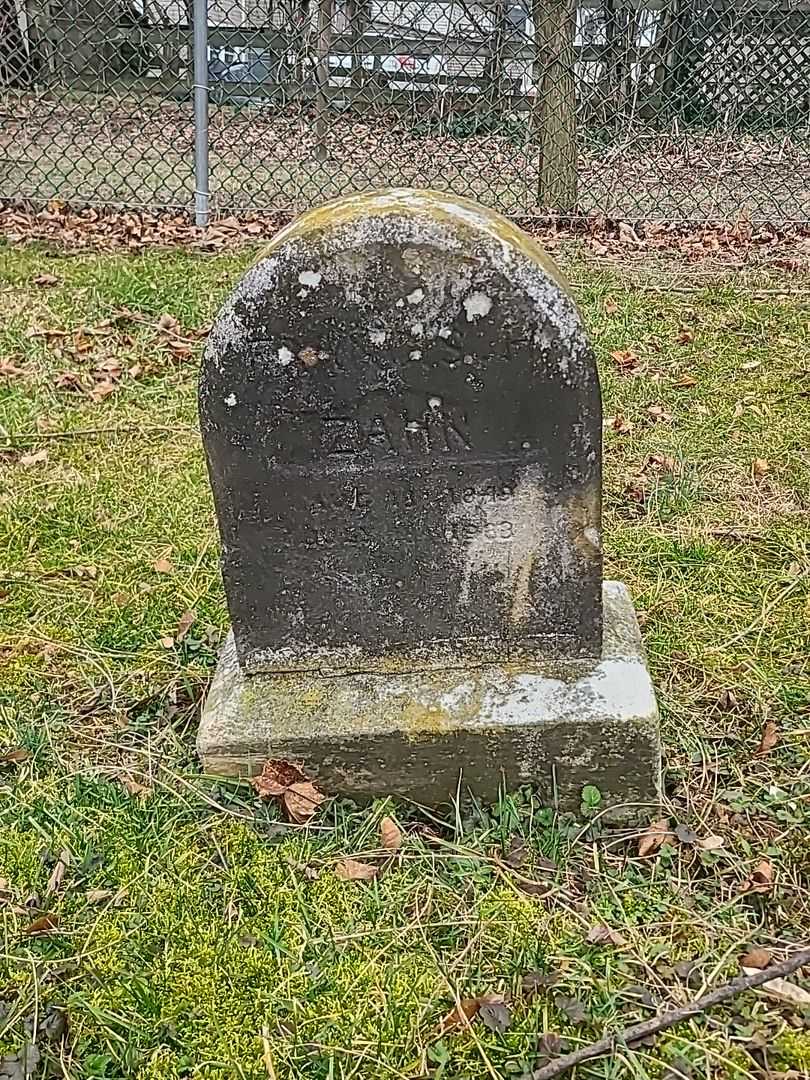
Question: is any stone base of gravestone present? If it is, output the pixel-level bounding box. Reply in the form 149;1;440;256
198;582;659;820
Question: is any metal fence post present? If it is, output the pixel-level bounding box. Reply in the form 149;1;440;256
192;0;210;228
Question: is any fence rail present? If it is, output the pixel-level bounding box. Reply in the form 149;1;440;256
1;0;809;222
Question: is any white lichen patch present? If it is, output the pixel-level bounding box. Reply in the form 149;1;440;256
463;291;492;322
438;326;452;339
224;392;237;407
409;350;422;361
298;270;322;288
411;322;424;337
277;346;295;366
406;288;425;305
584;526;601;550
369;329;387;346
448;467;576;627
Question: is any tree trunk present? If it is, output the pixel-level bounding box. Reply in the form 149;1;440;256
0;0;33;86
532;0;578;211
312;0;332;161
480;0;509;119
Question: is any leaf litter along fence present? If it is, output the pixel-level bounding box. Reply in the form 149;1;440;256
1;0;809;224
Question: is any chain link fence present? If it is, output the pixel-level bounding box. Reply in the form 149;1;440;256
1;0;809;222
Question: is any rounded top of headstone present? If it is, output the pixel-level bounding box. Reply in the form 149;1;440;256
202;188;593;396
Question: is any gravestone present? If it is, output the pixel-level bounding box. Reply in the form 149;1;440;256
198;189;660;819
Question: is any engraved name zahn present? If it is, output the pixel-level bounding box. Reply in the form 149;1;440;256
321;400;471;457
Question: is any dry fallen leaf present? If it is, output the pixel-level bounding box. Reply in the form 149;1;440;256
740;858;774;894
176;609;196;642
120;774;152;799
757;719;779;756
752;458;770;480
741;947;772;970
638;818;673;858
380;815;403;852
0;747;32;766
152;557;174;574
252;760;325;823
647;404;673;422
743;970;810;1007
0;359;27;378
252;759;308;798
586;923;627;947
608;414;634;435
282;781;325;824
157;313;180;334
609;349;641;373
603;296;618;315
696;834;725;852
644;453;677;474
33;273;60;287
673;373;697;387
46;849;71;894
740;360;761;371
677;327;694;345
86;888;117;904
24;914;59;935
335;857;378;882
19;449;48;467
438;994;505;1035
618;221;642;246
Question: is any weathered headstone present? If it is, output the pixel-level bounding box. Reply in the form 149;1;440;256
198;189;660;819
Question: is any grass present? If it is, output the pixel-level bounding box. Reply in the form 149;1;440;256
0;239;809;1080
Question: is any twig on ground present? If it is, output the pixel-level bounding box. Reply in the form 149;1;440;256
522;947;810;1080
260;1024;277;1080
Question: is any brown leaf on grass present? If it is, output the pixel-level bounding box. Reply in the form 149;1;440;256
176;609;196;642
607;414;634;435
159;636;175;649
120;774;152;799
437;994;505;1035
520;971;558;997
609;349;641;373
586;923;627;947
603;296;618;315
752;458;770;480
0;359;27;378
46;849;71;894
757;719;779;756
647;404;673;422
741;947;772;970
644;453;677;474
152;557;174;574
252;760;325;823
55;371;85;392
24;914;59;935
743;969;810;1007
89;378;117;403
33;273;60;287
252;759;308;798
335;857;378;882
638;818;673;858
282;781;325;824
0;747;32;766
157;313;180;334
696;834;725;851
85;888;118;904
740;858;774;895
379;815;403;852
19;449;48;467
673;373;698;387
740;360;761;371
